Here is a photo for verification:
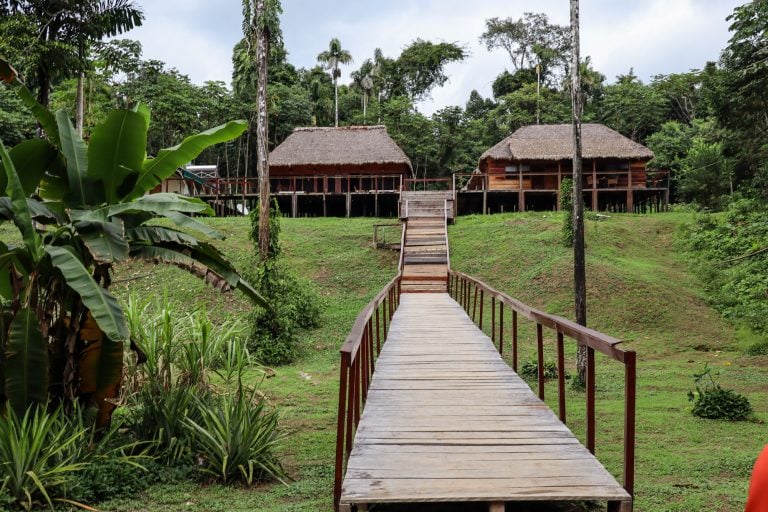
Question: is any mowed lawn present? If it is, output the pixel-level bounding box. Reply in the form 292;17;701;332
100;213;766;512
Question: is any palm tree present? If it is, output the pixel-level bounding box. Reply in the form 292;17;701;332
317;38;352;127
361;74;373;124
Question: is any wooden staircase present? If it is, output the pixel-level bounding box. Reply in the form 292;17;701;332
399;192;451;293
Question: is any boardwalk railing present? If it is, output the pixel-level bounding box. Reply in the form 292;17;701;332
448;271;636;501
334;271;403;511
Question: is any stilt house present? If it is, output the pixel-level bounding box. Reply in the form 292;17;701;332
269;125;412;217
475;124;668;213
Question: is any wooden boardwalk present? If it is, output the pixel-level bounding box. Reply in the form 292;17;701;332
339;293;631;511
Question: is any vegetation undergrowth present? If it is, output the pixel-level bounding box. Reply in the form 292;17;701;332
677;197;768;354
246;202;322;366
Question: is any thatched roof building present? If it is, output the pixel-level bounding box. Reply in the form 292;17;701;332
480;124;653;167
270;125;412;175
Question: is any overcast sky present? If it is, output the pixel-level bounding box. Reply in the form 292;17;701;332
126;0;744;115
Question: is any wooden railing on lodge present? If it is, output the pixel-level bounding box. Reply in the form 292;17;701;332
448;271;637;502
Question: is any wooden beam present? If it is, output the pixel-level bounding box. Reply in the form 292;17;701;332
489;501;505;512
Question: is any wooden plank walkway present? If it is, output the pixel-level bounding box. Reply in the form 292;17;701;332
339;293;630;511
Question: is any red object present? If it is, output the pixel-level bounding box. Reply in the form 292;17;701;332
746;445;768;512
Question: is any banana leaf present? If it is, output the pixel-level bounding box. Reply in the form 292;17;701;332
0;140;42;261
45;246;129;342
57;111;93;206
125;120;247;201
87;109;148;203
5;308;49;416
0;140;58;195
75;219;130;264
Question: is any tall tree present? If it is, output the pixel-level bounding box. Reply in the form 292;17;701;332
2;0;143;122
71;1;144;134
480;12;570;79
317;38;352;127
570;0;588;385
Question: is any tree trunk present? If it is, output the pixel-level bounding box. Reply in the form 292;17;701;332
255;0;271;260
76;72;85;136
334;76;339;127
570;0;588;386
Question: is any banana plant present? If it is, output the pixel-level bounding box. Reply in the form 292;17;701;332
0;59;267;427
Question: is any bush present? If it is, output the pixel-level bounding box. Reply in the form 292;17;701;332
746;340;768;356
688;364;753;421
0;404;147;510
678;200;768;338
519;360;567;381
246;201;323;366
184;391;286;485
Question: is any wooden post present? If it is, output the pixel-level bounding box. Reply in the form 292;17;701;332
489;502;504;512
591;160;597;212
627;160;634;213
482;189;488;215
518;161;525;212
346;192;351;218
291;193;298;218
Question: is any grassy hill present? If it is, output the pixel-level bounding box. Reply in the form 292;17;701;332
100;213;765;512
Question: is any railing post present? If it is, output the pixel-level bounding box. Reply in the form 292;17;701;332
361;331;369;402
498;304;504;355
479;290;484;330
334;352;350;512
624;351;637;497
353;356;361;428
557;331;566;423
375;307;381;355
512;310;518;372
537;323;545;400
472;287;478;322
491;296;496;343
587;346;596;454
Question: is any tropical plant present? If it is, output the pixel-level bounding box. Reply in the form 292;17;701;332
0;403;147;510
0;61;266;428
687;364;753;421
184;390;286;485
317;38;353;127
0;405;88;510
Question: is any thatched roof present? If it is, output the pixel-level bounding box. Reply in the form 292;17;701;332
480;124;653;162
270;125;412;170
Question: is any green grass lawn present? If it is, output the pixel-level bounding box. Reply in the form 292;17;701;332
98;212;765;512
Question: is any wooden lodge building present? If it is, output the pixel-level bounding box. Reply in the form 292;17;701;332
460;123;669;214
268;125;412;217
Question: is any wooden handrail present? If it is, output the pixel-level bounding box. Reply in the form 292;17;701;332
448;270;636;500
334;274;402;511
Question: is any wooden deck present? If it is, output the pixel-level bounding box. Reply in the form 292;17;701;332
339;293;631;511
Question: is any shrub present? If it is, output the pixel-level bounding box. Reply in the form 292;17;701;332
0;405;87;509
246;201;323;366
519;360;567;381
746;340;768;356
184;391;287;485
0;404;147;510
688;364;753;421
